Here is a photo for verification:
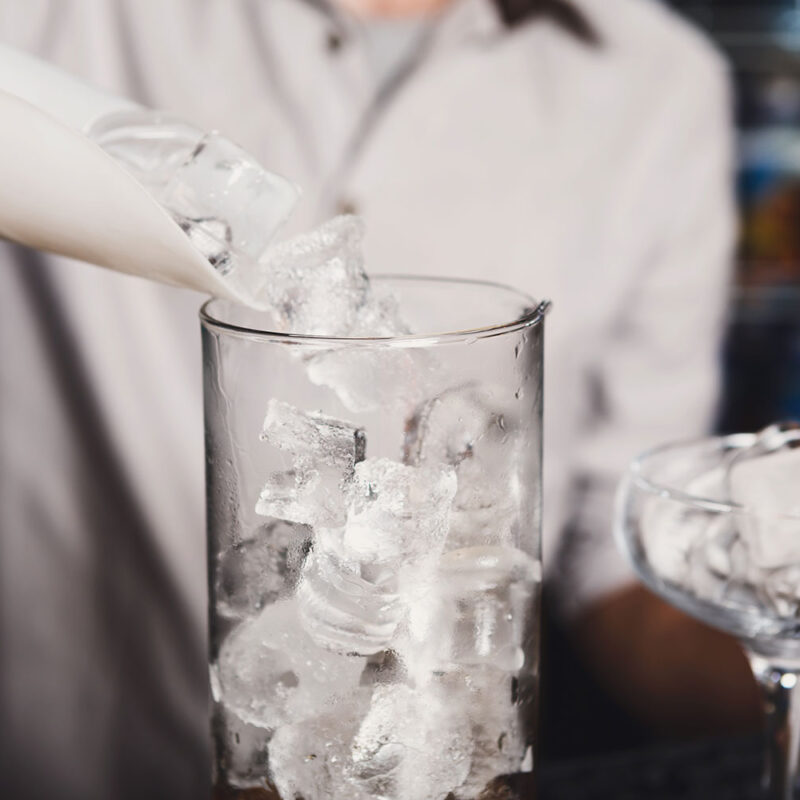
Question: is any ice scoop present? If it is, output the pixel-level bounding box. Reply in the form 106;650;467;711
0;45;297;304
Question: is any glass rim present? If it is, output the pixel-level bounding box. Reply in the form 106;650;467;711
628;432;800;523
200;274;551;347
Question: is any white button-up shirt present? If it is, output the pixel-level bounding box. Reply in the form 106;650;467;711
0;1;734;796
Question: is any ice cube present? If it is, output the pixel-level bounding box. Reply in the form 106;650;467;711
348;290;410;338
291;460;455;663
641;464;728;587
728;424;800;569
175;215;234;274
456;668;528;799
256;401;366;527
347;683;472;800
300;281;419;410
255;468;340;527
641;501;700;588
445;461;519;551
259;399;366;472
160;132;299;266
90;110;203;191
297;534;403;656
432;546;540;673
215;519;311;619
306;346;433;414
685;516;744;604
292;262;432;412
404;384;502;466
342;458;457;565
761;564;800;618
214;599;364;729
252;215;371;336
212;703;271;790
404;384;520;548
359;650;406;687
390;576;454;685
268;691;372;800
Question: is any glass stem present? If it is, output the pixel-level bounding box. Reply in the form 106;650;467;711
750;652;800;800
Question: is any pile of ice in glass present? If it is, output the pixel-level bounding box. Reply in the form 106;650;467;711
211;395;537;799
94;114;539;798
641;423;800;625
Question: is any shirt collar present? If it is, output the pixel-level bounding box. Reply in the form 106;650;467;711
297;0;504;41
435;0;504;41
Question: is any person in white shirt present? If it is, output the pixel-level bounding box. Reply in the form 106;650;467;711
0;1;760;798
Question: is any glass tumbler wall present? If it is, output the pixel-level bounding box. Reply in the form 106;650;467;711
201;277;549;800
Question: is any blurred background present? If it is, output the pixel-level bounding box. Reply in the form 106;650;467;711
543;0;800;764
674;0;800;433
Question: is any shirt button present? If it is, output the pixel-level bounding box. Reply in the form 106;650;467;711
337;198;358;215
326;30;343;53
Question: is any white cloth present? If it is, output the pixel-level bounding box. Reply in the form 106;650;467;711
0;0;735;797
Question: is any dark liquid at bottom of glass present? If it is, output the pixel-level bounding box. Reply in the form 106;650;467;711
212;774;537;800
212;785;280;800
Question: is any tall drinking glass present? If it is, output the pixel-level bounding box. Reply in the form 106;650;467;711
616;431;800;800
200;277;549;800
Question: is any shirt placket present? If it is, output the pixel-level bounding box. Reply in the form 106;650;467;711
317;0;504;221
261;1;372;219
267;0;501;223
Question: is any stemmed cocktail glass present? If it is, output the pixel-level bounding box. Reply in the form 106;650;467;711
615;426;800;799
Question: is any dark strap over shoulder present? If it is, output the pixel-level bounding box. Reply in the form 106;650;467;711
492;0;599;44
